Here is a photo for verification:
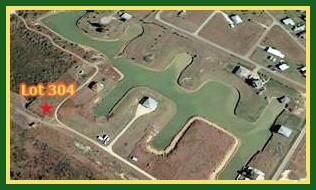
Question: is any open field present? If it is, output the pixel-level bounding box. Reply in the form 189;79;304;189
199;13;265;55
160;10;212;32
282;136;306;180
248;110;305;179
114;118;238;179
10;120;148;180
127;11;155;20
123;22;191;71
42;11;287;179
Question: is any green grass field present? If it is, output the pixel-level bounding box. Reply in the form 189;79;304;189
43;11;284;179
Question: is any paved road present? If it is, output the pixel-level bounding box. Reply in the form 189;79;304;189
155;11;305;91
272;126;306;180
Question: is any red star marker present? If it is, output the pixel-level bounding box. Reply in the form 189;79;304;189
40;102;53;114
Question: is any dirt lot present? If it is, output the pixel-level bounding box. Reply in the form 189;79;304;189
114;118;237;179
284;136;306;180
160;10;212;32
199;13;265;55
10;120;147;180
128;10;155;20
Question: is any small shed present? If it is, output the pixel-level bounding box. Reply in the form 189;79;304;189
247;78;264;90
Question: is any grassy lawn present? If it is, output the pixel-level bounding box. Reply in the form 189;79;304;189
43;11;285;179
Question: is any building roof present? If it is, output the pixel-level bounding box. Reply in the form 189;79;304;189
276;63;290;71
238;166;265;180
278;95;291;104
234;65;251;79
277;125;293;138
230;14;243;24
266;47;285;58
250;79;264;89
139;96;158;110
293;24;306;32
282;17;295;26
119;12;133;21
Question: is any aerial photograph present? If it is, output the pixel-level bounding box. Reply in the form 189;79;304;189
9;9;307;181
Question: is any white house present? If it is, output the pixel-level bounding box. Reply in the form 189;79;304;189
281;17;295;26
293;24;306;32
139;96;158;110
230;14;243;25
118;12;133;21
276;62;290;71
266;47;285;59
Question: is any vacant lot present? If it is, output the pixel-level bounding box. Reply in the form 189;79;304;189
115;118;237;179
199;13;265;55
160;10;212;32
128;10;155;20
10;120;147;180
284;136;306;180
